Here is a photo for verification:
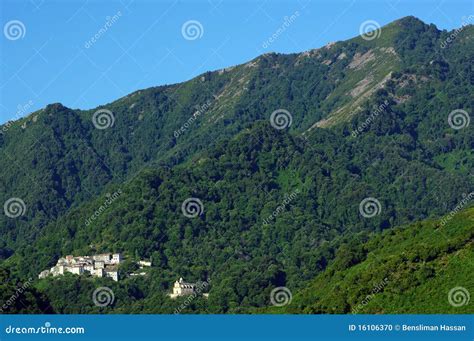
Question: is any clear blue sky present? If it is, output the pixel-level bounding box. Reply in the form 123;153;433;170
0;0;473;124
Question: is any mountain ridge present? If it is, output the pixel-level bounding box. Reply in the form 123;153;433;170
1;15;473;314
1;15;466;125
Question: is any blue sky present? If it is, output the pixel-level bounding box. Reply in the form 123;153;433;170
0;0;473;124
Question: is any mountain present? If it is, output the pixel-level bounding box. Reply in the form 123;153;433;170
268;205;474;314
0;16;473;314
3;201;473;314
2;16;472;249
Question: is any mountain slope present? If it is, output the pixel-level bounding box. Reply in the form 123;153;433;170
2;17;472;251
269;205;474;314
0;16;473;314
4;116;472;312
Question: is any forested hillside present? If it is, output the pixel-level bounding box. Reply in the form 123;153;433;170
0;16;473;314
268;206;474;314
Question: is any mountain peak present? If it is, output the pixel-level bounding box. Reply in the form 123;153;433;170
392;15;427;26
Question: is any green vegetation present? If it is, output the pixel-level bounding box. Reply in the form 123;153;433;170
268;206;474;314
0;17;473;314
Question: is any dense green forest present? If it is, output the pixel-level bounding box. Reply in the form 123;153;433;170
267;206;474;314
0;16;473;314
2;204;473;314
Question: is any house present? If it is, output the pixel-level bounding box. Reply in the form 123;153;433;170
93;253;112;263
111;253;122;264
93;268;104;278
138;260;152;268
83;264;95;272
130;272;146;277
104;268;119;281
38;270;50;279
38;252;123;281
66;265;84;275
169;278;196;299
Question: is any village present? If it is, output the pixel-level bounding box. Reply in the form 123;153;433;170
38;253;207;298
38;253;151;282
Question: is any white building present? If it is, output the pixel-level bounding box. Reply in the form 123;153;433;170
111;253;122;264
93;253;112;263
105;268;119;282
169;278;196;299
38;270;50;279
83;264;94;272
38;253;123;281
66;266;84;275
138;260;152;268
93;268;104;278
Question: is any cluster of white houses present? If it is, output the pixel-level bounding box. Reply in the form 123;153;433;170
38;253;123;281
38;254;206;298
